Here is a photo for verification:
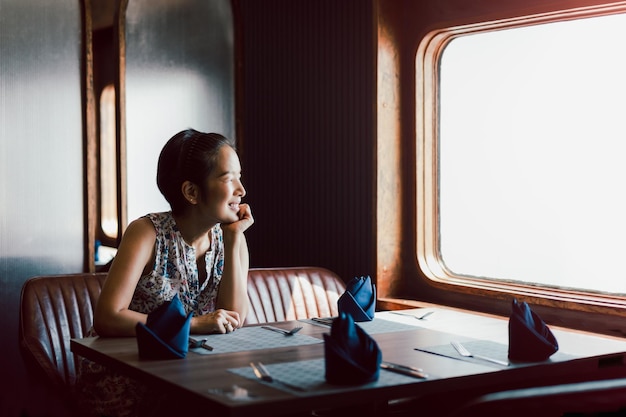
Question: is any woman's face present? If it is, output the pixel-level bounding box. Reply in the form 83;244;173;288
198;145;246;224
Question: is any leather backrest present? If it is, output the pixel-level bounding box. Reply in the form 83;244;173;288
19;267;345;390
445;377;626;417
18;273;107;388
245;266;346;324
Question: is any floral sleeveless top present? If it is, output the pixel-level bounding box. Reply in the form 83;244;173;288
129;211;225;316
78;212;225;417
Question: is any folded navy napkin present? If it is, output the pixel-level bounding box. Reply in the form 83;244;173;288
338;275;376;322
508;298;558;362
136;294;193;360
323;311;381;385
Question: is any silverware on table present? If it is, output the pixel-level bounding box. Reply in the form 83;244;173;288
380;361;428;379
189;337;213;351
311;317;335;326
390;310;434;320
249;361;306;392
261;325;303;336
451;341;508;366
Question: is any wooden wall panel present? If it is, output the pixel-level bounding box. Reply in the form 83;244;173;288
238;0;376;283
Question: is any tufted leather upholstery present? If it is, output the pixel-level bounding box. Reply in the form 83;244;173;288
245;266;345;324
19;273;107;389
19;266;345;395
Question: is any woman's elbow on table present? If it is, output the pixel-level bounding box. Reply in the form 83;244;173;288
93;305;144;337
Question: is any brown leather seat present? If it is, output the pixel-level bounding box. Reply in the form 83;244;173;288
19;272;107;416
19;273;107;389
19;266;345;406
245;266;346;324
444;378;626;417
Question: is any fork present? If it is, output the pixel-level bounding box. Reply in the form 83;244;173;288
450;341;509;366
261;325;303;336
249;362;306;391
390;310;434;320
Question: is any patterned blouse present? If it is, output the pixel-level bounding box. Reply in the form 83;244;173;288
129;211;225;316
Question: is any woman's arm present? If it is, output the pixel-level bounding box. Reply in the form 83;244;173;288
93;218;156;337
216;203;253;327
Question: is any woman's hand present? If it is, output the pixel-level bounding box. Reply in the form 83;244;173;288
191;309;242;334
221;203;254;238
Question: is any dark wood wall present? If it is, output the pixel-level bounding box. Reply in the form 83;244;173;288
237;0;376;283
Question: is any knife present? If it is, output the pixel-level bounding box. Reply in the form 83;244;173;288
381;361;428;379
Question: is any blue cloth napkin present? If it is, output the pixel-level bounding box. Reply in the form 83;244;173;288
323;312;381;385
508;298;558;362
136;294;193;359
338;275;376;322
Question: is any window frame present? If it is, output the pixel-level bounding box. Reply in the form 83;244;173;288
415;2;626;311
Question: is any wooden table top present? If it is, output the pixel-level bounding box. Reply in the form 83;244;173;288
71;308;626;417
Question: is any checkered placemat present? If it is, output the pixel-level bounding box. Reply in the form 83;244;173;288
189;326;323;355
228;358;429;395
415;339;576;367
300;317;420;334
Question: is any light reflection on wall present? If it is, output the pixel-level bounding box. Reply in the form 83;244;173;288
123;0;235;224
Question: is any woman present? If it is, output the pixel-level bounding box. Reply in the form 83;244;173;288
79;129;253;417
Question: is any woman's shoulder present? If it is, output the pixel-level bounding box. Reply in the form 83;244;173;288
142;211;172;222
139;211;175;230
124;212;174;236
122;216;158;240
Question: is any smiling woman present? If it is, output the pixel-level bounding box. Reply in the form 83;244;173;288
81;129;253;417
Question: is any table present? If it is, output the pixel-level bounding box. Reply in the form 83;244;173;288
71;307;626;417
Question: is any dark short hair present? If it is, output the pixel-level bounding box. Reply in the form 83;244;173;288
156;129;234;214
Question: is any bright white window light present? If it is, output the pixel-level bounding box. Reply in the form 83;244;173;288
438;12;626;294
